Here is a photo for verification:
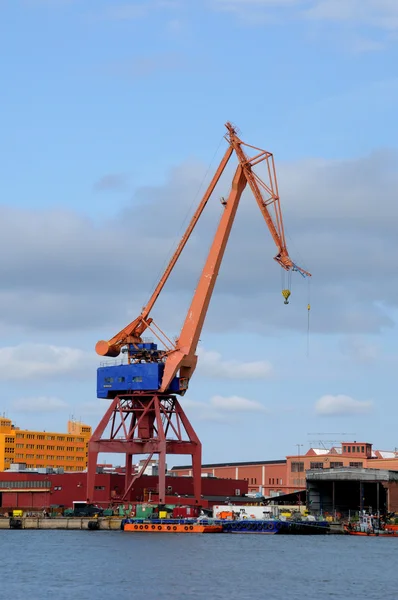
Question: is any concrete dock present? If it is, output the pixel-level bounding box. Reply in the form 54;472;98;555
0;517;122;530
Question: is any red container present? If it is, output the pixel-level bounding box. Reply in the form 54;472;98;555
172;505;200;519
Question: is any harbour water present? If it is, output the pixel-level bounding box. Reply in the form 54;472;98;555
1;531;397;599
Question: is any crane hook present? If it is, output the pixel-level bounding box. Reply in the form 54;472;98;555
282;289;291;304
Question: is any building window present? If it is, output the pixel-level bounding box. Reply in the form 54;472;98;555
310;462;324;469
343;446;346;452
330;462;343;469
37;434;45;440
291;462;304;473
26;434;35;439
349;462;363;468
94;486;105;491
361;446;364;453
348;447;351;453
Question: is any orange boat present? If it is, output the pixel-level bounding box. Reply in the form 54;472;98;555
124;522;222;534
344;513;398;537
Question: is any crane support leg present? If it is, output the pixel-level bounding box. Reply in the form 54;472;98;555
86;393;202;505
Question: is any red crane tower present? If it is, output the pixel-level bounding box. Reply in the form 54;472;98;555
87;122;311;506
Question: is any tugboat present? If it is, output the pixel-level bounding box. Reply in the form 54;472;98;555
344;512;398;537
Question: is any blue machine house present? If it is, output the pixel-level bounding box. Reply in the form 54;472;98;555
97;343;182;398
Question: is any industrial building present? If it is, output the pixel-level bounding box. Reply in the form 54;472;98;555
306;468;398;515
171;460;289;497
0;469;249;512
172;441;398;497
0;418;92;472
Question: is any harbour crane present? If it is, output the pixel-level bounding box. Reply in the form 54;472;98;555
87;122;311;506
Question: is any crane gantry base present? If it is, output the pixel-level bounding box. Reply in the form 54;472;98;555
86;393;202;505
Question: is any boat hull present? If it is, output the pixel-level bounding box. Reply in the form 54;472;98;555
222;520;330;535
124;523;222;533
344;531;398;537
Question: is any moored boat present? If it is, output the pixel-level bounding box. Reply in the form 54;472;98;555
222;519;330;535
122;519;222;533
344;513;398;537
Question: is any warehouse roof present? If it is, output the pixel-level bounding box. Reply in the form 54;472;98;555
170;459;286;470
306;467;398;482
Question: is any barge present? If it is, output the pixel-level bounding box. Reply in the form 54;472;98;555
121;518;330;535
124;522;222;533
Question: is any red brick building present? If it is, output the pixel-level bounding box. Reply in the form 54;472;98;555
171;460;288;496
0;471;248;512
172;442;398;497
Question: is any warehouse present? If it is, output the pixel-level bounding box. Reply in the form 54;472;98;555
306;468;398;516
0;470;249;512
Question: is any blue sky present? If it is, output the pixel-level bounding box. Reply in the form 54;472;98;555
1;0;398;466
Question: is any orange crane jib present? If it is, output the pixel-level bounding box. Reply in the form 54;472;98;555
96;122;311;399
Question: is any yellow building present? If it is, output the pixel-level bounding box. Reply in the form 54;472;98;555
0;417;91;472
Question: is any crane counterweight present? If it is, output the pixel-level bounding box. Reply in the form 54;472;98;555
87;122;311;506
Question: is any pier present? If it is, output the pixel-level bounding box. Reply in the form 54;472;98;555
0;517;122;530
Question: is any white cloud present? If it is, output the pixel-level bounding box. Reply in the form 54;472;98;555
98;1;181;21
315;394;373;416
211;394;269;412
183;394;269;422
2;148;398;338
0;344;96;381
79;399;112;418
197;347;273;379
339;337;380;364
11;396;69;413
213;0;398;36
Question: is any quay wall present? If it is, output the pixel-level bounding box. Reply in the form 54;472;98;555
0;517;122;530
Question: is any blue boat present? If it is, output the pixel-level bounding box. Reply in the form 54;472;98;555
221;519;330;535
